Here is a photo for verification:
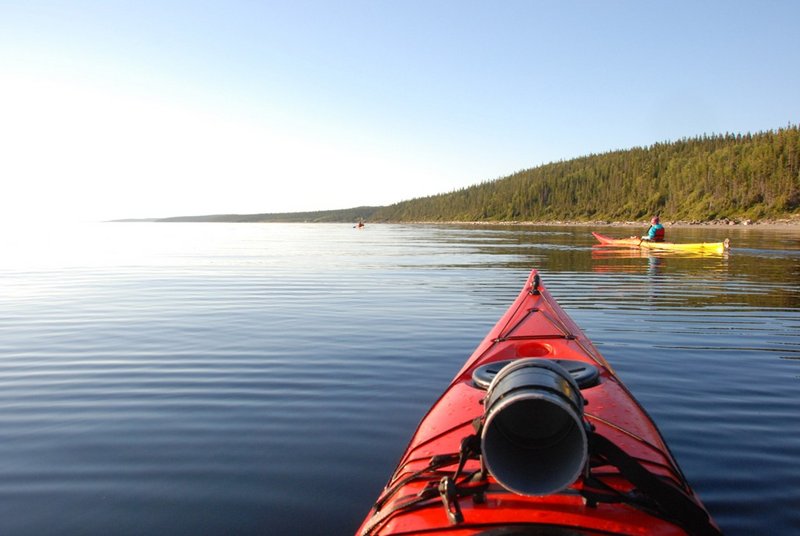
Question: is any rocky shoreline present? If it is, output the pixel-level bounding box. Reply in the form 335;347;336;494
409;216;800;229
570;216;800;229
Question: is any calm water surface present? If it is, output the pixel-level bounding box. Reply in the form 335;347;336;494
1;222;798;535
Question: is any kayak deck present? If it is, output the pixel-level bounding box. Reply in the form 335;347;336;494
358;270;719;535
592;231;730;253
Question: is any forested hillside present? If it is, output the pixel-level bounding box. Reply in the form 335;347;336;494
149;126;800;224
371;126;800;223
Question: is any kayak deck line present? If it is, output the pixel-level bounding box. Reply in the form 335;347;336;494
359;269;720;535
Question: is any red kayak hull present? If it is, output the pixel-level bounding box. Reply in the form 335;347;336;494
358;270;718;535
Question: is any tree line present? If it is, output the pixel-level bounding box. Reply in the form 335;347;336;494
370;126;800;223
154;125;799;224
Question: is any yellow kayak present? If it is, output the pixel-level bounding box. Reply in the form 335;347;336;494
592;232;730;254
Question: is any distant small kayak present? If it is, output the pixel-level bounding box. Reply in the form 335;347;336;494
592;232;730;253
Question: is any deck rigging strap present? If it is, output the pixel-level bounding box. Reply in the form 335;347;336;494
364;431;720;535
588;432;722;536
361;435;487;535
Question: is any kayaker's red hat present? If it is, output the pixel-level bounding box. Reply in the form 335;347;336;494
651;216;660;224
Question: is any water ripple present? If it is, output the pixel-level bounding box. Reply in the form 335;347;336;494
0;223;798;535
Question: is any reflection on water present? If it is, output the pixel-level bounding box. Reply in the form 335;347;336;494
0;222;798;535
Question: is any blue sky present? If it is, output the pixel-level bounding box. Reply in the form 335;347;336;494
1;1;798;222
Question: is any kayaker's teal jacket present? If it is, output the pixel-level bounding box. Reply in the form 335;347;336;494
647;224;665;242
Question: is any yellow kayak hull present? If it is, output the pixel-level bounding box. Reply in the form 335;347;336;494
592;232;730;254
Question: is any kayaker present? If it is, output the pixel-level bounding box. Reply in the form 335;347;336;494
641;216;665;242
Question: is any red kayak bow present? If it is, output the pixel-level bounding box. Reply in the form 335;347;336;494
358;270;720;535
